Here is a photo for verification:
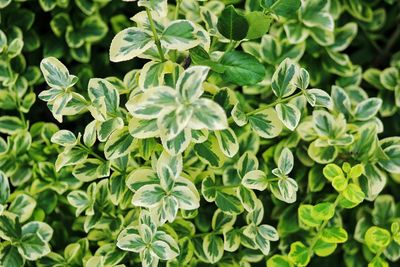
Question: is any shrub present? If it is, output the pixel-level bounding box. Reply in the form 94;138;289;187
1;0;400;266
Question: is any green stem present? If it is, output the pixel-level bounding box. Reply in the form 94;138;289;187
78;143;124;174
212;178;280;190
174;0;181;20
226;40;237;53
145;7;165;62
384;24;400;55
308;194;342;254
360;25;384;55
7;62;27;127
171;0;182;61
228;91;304;124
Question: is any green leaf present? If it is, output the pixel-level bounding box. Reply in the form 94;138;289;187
220;51;266;86
298;204;322;228
0;213;21;241
278;148;294;175
132;184;165;208
237;186;257;212
203;234;224;264
267;255;293;267
215;128;239;158
158;105;193;140
321;227;348;243
51;130;76;146
378;145;400;174
353;98;382;121
80;16;108;43
104;127;135;160
332;176;348;192
248;108;283;139
88;78;120;115
301;0;334;31
288;241;310;266
312;202;335;221
126;86;177;119
18;233;51;261
40;57;77;90
0;245;24;267
217;5;249;41
365;226;391;253
305;89;333;109
242;170;268;191
380;67;398;90
263;0;301;17
312;110;336;137
72;159;110;182
273;178;298;203
238;151;259;178
0;0;11;9
162;128;192;155
151;239;179;260
194;137;226;168
212;209;236;231
372;195;395;226
67;190;90;217
0;171;10;205
109;27;154;62
0;116;25;135
245;11;271;39
9;194;36;223
137;0;168;17
271;58;298;98
223;229;241;252
323;163;344;181
190;99;228;130
55;147;88;171
22;221;53;242
342;184;365;206
202;176;217;202
161;20;199;51
0;30;7;53
215;191;243;215
368;256;389;267
172;184;200;210
313;239;337;257
275;103;301;131
129;117;159;139
176;66;209;102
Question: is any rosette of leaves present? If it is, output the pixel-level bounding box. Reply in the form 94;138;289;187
268;162;365;266
126;151;200;224
0;172;53;265
363;56;400;117
117;210;179;266
8;0;400;266
353;195;400;266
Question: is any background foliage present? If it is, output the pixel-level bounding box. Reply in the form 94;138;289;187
1;0;400;266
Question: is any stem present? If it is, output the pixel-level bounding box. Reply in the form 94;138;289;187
174;0;181;20
7;62;27;127
308;194;342;254
384;24;400;55
228;91;304;124
360;25;384;55
78;143;124;174
145;7;165;62
226;40;237;53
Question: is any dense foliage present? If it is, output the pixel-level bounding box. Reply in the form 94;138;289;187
1;0;400;266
